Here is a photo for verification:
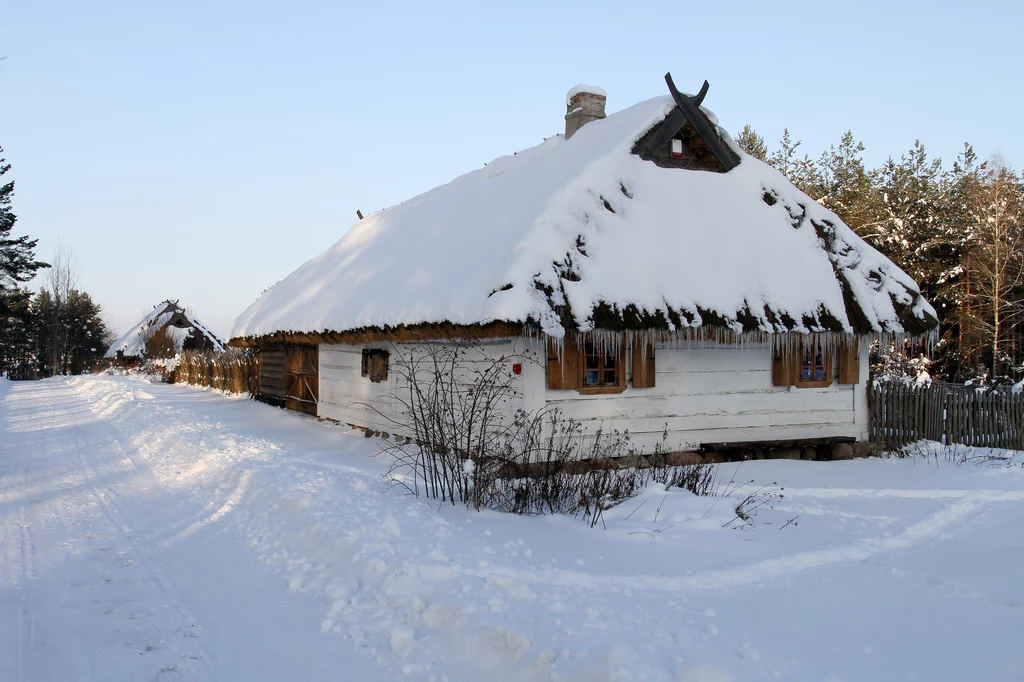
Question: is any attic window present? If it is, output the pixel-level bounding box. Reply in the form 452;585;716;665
361;348;389;383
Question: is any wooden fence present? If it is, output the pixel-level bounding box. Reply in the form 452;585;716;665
174;349;258;395
870;382;1024;451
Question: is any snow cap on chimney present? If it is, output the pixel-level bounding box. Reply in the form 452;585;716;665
564;84;607;140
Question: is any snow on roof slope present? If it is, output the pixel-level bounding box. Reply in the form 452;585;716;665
106;301;225;358
231;96;936;342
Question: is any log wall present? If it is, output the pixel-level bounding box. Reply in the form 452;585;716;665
540;341;869;451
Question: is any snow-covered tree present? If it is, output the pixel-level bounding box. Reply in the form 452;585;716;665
735;125;767;162
806;131;877;235
767;129;816;194
958;158;1024;380
0;145;49;376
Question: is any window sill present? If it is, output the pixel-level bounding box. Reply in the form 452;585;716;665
575;386;627;395
794;379;834;389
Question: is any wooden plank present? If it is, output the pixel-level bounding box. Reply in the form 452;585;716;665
915;385;921;445
921;387;929;440
547;341;579;390
1017;394;1023;449
950;387;958;446
897;384;905;447
925;386;932;442
965;390;973;447
644;370;773;396
952;389;961;446
869;384;877;445
872;385;880;448
631;343;656;389
545;386;855;421
882;385;888;448
905;385;913;448
656;348;771;374
837;341;859;384
1018;393;1024;449
769;410;856;428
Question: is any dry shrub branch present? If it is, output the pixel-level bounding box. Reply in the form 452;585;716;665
378;341;714;524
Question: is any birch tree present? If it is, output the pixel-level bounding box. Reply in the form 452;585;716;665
962;158;1024;379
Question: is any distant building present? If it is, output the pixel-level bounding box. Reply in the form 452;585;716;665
106;300;223;363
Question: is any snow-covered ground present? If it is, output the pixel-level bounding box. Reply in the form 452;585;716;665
2;375;1023;681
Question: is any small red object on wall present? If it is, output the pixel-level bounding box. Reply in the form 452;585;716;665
512;363;522;375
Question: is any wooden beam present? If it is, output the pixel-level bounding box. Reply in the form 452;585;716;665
664;72;739;172
636;107;689;161
700;436;855;452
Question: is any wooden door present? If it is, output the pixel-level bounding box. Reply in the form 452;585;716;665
284;345;319;415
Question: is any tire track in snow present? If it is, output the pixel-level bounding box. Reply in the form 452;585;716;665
15;517;39;682
445;490;1024;593
19;377;219;681
70;412;223;682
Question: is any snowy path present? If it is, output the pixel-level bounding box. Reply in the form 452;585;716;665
2;375;1023;681
0;378;382;681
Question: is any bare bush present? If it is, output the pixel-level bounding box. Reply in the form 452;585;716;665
377;341;715;523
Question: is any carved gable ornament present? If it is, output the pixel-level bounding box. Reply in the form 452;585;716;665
632;73;741;173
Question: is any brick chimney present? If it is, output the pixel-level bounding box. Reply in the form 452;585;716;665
564;85;606;140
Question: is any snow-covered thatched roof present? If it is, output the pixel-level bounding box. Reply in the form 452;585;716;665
231;93;937;345
106;301;224;359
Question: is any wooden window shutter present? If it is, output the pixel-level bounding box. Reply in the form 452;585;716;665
772;340;797;387
838;339;860;384
546;340;580;390
631;343;656;388
361;348;390;383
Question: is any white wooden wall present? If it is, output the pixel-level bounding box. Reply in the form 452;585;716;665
318;342;399;433
540;341;871;452
319;338;871;454
317;340;534;436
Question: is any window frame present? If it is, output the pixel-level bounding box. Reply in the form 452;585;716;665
794;341;833;388
361;348;390;384
576;341;627;395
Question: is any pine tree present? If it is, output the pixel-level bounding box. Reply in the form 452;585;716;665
806;131;877;234
0;146;48;375
735;125;768;161
0;146;48;314
767;129;816;194
0;286;37;377
32;287;110;375
872;141;947;297
933;144;986;379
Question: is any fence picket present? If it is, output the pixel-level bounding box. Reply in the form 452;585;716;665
174;350;257;395
869;381;1024;452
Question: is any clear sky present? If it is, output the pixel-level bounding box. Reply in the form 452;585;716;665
2;0;1020;339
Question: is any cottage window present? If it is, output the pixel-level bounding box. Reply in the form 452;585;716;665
793;340;832;388
774;338;861;388
361;348;389;383
545;337;628;394
583;342;619;387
